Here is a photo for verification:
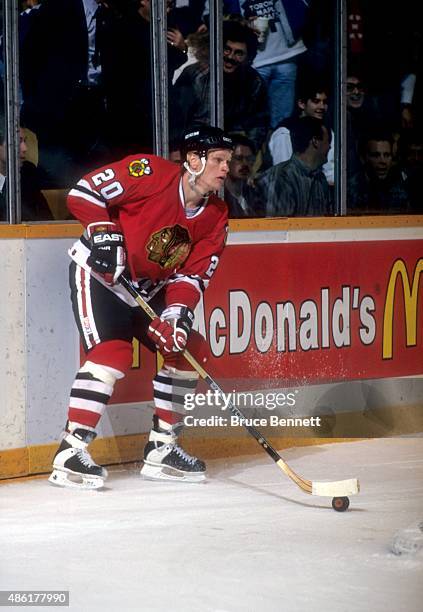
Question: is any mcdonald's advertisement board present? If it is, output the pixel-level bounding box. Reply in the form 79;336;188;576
112;238;422;403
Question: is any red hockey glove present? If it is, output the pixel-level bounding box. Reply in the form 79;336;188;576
147;305;194;354
87;222;126;286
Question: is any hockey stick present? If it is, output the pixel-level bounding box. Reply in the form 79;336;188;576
120;275;359;509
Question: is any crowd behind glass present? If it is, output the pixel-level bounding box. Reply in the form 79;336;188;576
0;0;421;222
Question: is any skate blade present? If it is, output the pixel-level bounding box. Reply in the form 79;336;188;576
140;462;206;483
48;469;105;490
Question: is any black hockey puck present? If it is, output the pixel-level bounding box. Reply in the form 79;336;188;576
332;496;350;512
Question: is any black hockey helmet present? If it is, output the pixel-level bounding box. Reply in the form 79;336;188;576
182;126;234;159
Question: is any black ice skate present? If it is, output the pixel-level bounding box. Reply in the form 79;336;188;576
48;426;107;490
141;416;206;482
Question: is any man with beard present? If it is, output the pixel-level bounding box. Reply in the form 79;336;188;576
171;19;269;151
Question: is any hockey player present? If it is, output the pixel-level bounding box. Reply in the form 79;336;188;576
49;126;234;489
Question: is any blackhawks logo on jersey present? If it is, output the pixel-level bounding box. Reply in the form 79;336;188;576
146;224;192;269
128;158;152;178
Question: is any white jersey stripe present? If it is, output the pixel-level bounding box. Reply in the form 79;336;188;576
76;178;97;192
76;179;104;201
166;275;205;294
68;188;107;208
74;266;100;349
75;266;92;350
83;270;100;346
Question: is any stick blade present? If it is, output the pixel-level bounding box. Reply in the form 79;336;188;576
312;478;360;497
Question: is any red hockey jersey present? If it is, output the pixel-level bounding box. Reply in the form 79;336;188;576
67;155;228;310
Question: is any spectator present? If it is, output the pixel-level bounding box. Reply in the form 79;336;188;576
397;130;423;214
170;0;206;39
19;1;44;47
347;131;410;214
300;0;333;79
171;19;269;151
20;0;41;7
348;1;421;132
256;116;333;217
169;138;183;165
0;121;53;221
224;134;264;217
101;0;190;157
268;78;334;184
202;0;241;18
19;0;120;188
239;0;309;128
345;70;379;178
0;1;45;112
172;29;209;85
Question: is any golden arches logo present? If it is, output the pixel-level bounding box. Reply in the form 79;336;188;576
382;258;423;359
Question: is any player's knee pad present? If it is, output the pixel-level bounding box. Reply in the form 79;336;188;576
70;359;125;428
79;360;123;386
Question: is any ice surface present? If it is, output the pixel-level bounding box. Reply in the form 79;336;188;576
1;438;422;612
391;521;423;555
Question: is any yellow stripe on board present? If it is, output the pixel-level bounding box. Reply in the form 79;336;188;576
0;447;29;479
1;434;359;482
0;223;81;239
1;401;422;481
0;215;422;240
229;214;423;232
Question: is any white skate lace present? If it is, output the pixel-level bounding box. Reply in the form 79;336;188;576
76;448;97;468
173;445;197;465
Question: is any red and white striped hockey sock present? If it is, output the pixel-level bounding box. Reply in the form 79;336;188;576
68;360;123;428
152;366;199;427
